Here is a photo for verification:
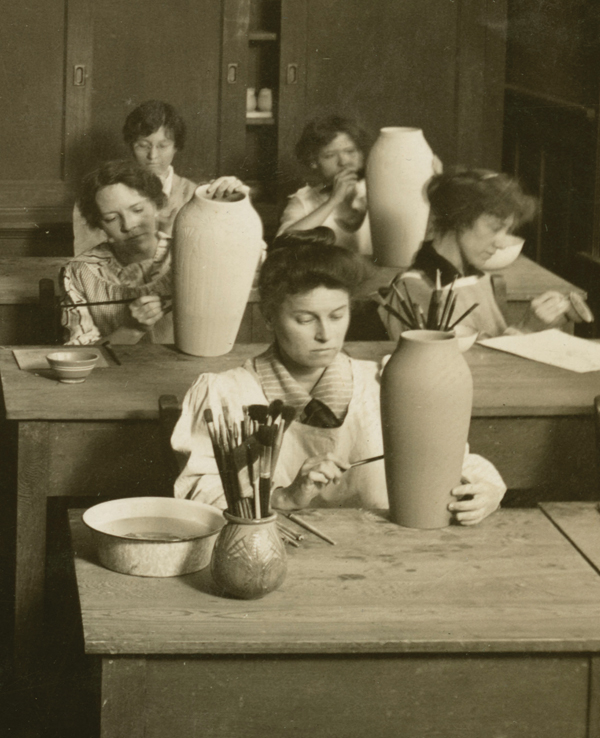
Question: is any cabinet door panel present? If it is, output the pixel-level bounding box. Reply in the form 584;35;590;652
89;0;222;183
303;0;505;170
304;0;457;164
0;0;65;181
0;0;91;221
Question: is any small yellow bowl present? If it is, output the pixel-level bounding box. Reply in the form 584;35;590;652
46;350;99;384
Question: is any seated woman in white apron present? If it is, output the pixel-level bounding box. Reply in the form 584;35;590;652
379;168;589;341
172;231;506;526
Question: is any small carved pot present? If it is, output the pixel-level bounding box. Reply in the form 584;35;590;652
211;512;287;599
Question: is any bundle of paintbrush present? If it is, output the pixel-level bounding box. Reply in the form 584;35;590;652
373;269;479;332
203;401;297;521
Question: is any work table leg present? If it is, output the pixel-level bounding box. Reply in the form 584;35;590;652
14;422;50;678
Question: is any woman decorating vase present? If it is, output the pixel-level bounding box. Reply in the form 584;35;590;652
62;159;248;345
73;100;246;254
172;232;506;525
277;115;372;255
379;168;590;341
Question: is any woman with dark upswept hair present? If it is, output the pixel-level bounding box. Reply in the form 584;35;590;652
172;228;506;525
380;168;588;340
73;100;247;254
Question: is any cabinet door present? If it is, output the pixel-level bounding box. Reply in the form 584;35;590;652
88;0;222;184
0;0;92;229
301;0;506;170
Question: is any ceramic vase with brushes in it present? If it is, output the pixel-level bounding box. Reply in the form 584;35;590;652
211;511;287;599
366;126;436;268
172;184;264;357
380;329;473;529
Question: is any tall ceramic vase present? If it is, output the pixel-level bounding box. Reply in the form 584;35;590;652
380;330;473;529
173;185;264;356
366;127;435;268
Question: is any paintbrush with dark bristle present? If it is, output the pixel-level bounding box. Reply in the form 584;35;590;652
270;405;297;480
256;425;277;517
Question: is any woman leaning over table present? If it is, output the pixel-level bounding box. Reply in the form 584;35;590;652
379;168;586;341
62;159;248;346
73;100;245;254
172;230;506;525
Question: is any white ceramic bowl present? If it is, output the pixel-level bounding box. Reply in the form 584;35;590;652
46;350;99;383
83;497;225;577
482;235;524;271
452;324;479;352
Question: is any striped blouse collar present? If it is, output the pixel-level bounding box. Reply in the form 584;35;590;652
253;344;353;424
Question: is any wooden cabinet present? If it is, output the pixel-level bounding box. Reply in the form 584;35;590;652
0;0;508;254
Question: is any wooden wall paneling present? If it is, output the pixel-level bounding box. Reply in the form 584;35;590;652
503;89;597;279
89;0;222;183
0;0;66;184
303;0;478;167
455;0;507;169
455;0;486;168
0;0;92;254
218;0;251;176
64;0;94;185
0;0;91;237
505;0;598;109
277;0;308;196
482;0;508;169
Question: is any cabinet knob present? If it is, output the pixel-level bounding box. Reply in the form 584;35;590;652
286;64;298;85
227;63;238;84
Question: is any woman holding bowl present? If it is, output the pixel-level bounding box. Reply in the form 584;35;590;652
172;231;506;525
379;169;589;341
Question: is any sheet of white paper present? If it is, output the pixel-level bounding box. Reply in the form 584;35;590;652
479;329;600;373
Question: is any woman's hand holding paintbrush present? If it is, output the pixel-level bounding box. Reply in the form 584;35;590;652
271;452;384;510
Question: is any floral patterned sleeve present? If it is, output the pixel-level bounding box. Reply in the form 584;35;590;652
60;265;102;346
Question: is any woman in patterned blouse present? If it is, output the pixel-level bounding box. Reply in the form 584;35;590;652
62;159;176;345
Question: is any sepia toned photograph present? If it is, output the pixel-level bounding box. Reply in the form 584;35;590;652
1;1;599;735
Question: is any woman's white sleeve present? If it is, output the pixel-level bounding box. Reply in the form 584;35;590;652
276;193;310;235
171;374;226;508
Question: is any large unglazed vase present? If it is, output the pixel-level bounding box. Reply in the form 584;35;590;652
380;330;473;528
173;185;264;356
366;127;435;268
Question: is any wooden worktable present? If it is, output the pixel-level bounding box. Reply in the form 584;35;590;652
69;506;600;737
3;340;600;421
3;340;600;676
0;254;583;344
